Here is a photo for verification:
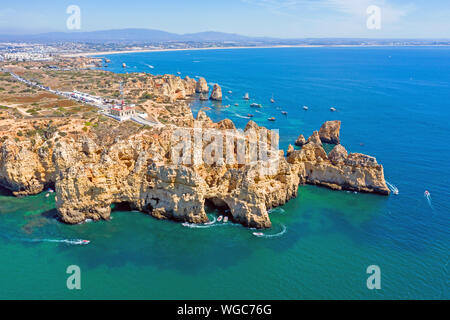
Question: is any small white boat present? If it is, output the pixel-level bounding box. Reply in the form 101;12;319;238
330;107;337;112
228;90;233;94
303;106;309;111
45;193;50;198
217;216;224;222
243;93;250;100
424;190;430;197
223;217;229;223
253;232;264;237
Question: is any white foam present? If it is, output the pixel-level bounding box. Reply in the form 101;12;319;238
22;238;90;246
269;208;286;214
386;181;399;195
253;224;287;239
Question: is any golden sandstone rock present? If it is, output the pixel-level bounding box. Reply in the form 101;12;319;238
0;69;389;229
210;84;223;101
0;116;390;229
195;77;209;93
319;120;341;144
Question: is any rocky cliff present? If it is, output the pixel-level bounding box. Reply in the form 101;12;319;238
0;114;389;229
195;77;209;93
210;84;223;101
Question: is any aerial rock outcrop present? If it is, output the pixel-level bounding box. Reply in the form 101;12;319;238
195;77;209;93
210;84;223;101
307;131;322;145
0;116;389;230
287;138;389;195
328;144;348;165
319;120;341;144
184;76;197;96
295;134;306;147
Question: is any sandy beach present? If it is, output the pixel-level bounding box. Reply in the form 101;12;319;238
62;44;450;58
62;45;327;57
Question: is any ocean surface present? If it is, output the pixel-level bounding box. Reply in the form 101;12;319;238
1;47;449;299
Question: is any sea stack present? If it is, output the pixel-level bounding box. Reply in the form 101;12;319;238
210;84;223;101
307;131;322;145
195;77;209;93
319;120;341;144
295;134;306;147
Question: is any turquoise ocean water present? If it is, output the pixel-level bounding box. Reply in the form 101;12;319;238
0;47;449;299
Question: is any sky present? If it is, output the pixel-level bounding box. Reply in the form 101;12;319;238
0;0;449;38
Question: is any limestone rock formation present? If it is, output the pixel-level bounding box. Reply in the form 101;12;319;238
184;76;197;96
210;84;223;101
287;145;295;156
328;144;348;165
287;137;389;195
195;77;209;93
307;131;322;145
295;134;306;147
319;120;341;144
0;116;390;230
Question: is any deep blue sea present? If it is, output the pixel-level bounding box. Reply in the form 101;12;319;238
0;47;448;299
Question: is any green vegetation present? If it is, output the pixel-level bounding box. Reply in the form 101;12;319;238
140;92;154;100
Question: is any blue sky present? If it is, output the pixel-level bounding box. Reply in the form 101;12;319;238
0;0;449;38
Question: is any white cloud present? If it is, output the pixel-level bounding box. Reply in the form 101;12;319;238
243;0;415;23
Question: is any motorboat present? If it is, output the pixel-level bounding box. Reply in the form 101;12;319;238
223;217;229;223
253;232;264;237
303;106;309;111
250;103;262;108
281;111;288;115
330;107;337;112
247;114;254;118
424;190;431;197
268;117;276;122
217;216;224;222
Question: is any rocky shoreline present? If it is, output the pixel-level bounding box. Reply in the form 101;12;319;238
0;73;390;229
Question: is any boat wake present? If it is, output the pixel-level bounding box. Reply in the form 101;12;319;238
253;224;287;239
424;191;434;209
268;208;286;214
182;216;220;229
21;238;90;245
232;111;253;119
386;181;399;195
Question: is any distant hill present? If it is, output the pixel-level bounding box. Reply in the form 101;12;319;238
0;29;448;45
0;28;263;43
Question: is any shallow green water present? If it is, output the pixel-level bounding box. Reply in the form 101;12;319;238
0;185;447;299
